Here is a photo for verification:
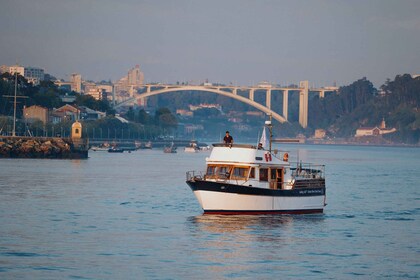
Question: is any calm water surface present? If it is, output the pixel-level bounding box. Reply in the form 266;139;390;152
0;145;419;279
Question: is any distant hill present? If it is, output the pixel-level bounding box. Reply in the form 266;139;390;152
307;74;419;144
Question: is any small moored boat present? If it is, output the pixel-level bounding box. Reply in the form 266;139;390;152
184;140;200;153
108;146;124;153
164;142;177;153
91;142;110;151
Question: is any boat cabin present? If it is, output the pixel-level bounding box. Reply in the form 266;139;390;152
203;144;294;190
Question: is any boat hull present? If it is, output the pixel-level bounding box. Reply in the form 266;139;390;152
187;180;325;214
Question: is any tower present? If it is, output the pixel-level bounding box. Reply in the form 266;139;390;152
380;117;386;129
71;121;82;139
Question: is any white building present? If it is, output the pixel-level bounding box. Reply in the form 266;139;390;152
355;118;396;137
8;65;25;76
71;73;82;93
0;65;45;85
86;88;104;100
127;64;144;87
24;67;45;84
114;65;146;106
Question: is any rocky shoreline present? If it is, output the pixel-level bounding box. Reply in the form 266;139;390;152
0;136;88;159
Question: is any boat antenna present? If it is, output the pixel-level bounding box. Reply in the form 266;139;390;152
265;114;273;153
256;130;260;147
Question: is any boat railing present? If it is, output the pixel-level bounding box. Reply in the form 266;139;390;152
290;162;325;179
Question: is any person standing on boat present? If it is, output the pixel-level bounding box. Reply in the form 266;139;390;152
223;131;233;147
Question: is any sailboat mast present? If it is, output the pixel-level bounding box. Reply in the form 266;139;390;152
12;71;17;137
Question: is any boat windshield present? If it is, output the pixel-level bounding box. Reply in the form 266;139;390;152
231;167;249;180
206;165;231;179
206;165;250;180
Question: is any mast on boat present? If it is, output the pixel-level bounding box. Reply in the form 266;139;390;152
265;114;273;153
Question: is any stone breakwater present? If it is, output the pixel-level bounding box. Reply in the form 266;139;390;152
0;137;88;159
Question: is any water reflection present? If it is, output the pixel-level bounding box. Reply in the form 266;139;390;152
70;159;83;168
185;214;327;278
187;214;325;235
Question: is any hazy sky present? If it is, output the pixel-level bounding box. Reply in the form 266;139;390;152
1;0;419;87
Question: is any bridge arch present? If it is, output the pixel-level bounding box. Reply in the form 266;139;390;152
115;86;287;123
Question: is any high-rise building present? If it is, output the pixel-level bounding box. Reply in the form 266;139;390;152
70;73;82;93
114;64;146;106
0;65;9;74
1;65;45;85
127;65;144;87
24;67;45;85
7;65;25;76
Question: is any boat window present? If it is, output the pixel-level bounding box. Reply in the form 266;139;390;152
217;166;232;179
249;167;255;179
205;165;233;179
206;165;216;176
231;167;249;180
277;169;283;179
259;168;268;181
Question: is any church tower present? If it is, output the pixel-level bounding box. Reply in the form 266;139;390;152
380;117;386;129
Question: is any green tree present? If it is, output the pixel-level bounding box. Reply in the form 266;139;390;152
154;107;178;130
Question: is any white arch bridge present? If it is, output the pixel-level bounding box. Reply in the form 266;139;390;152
114;81;338;128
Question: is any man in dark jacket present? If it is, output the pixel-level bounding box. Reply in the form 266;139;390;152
223;131;233;146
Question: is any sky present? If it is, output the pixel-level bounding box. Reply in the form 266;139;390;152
1;0;419;88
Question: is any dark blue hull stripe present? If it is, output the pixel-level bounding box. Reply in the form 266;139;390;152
187;180;325;197
203;209;324;215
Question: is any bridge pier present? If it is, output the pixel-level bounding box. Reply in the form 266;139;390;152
232;88;237;95
319;90;325;98
249;89;254;101
283;90;289;121
266;89;271;109
299;81;309;128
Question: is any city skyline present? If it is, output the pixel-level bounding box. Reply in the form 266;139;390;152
1;0;419;88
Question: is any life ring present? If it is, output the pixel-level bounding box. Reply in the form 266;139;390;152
283;153;289;162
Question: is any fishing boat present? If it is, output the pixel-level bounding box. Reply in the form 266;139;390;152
186;119;326;214
91;142;110;151
144;141;152;149
108;146;124;153
164;142;177;153
184;140;200;153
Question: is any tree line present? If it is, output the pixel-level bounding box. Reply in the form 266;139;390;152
2;71;418;143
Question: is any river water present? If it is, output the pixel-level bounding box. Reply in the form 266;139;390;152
0;144;419;279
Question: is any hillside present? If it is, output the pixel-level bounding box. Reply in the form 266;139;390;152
306;74;419;144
